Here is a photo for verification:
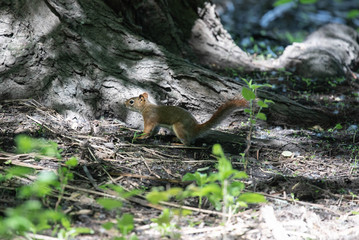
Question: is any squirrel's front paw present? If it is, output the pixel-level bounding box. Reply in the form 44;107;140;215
136;133;150;139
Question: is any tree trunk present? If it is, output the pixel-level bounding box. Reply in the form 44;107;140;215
0;0;354;130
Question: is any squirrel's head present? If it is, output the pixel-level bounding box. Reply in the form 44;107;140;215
125;92;149;112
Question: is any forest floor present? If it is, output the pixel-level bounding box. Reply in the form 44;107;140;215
0;78;358;240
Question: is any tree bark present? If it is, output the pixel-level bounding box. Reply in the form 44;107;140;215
0;0;354;130
185;3;359;78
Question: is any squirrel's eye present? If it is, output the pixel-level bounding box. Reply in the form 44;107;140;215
129;100;134;104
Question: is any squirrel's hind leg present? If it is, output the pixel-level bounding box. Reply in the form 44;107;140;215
172;122;193;145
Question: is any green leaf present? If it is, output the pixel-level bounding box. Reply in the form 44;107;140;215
65;157;78;167
273;0;292;7
217;158;234;181
244;108;252;114
183;172;208;186
172;209;192;216
6;166;34;179
196;166;210;172
238;193;266;203
151;208;172;226
228;182;245;196
208;195;223;211
43;210;64;222
250;84;262;90
236;201;248;208
167;187;183;196
69;227;94;235
19;182;53;198
232;171;248;179
347;9;359;19
40;142;60;158
182;173;196;181
61;216;71;229
104;184;125;193
15;135;34;153
195;184;222;198
117;213;134;235
15;135;62;159
256;112;267;121
212;144;224;157
257;100;268;108
300;0;317;4
262;84;273;88
3;215;34;232
97;198;123;210
241;78;250;86
334;123;343;130
102;222;114;230
241;87;256;101
264;99;275;104
24;200;42;210
146;191;169;204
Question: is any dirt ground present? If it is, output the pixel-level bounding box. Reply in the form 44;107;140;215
0;85;358;239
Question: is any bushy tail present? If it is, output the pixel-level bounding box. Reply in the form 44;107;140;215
195;97;248;135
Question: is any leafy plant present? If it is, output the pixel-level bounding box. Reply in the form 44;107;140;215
349;145;359;176
147;144;266;233
347;9;359;19
55;157;78;210
0;185;86;240
241;79;274;158
328;123;343;133
181;171;208;208
151;208;181;239
207;144;265;221
146;187;186;204
97;185;141;240
57;217;94;240
0;200;66;238
273;0;292;6
146;185;193;238
102;213;138;240
299;0;318;4
0;136;94;239
3;166;35;180
284;31;306;43
274;0;318;7
302;77;312;87
131;131;147;144
15;135;62;159
19;170;59;199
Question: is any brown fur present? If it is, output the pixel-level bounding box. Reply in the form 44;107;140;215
125;92;248;145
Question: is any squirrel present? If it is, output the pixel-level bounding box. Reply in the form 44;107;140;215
125;92;249;145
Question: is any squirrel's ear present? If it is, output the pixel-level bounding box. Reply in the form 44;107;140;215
139;92;148;102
